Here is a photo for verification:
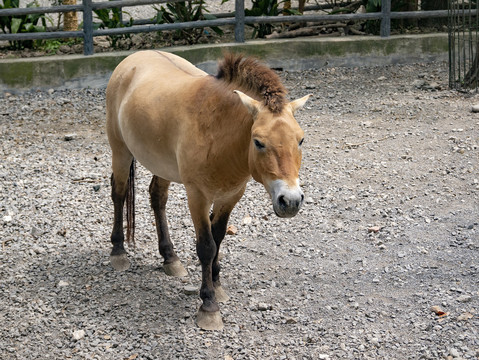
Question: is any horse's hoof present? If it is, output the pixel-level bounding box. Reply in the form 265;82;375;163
110;254;130;271
196;308;224;331
163;260;188;277
215;285;230;303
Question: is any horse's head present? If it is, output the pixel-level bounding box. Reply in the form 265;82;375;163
235;90;312;218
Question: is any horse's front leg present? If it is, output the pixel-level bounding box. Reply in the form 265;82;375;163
210;187;245;303
186;187;223;330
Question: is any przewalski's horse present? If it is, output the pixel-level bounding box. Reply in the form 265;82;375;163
106;50;311;330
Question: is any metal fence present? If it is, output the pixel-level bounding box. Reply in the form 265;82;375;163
0;0;451;56
448;0;479;91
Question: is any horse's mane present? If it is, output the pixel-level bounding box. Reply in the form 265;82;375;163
215;53;287;114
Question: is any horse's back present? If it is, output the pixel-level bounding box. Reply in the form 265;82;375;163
107;50;206;98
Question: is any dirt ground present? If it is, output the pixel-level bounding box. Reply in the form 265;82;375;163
0;59;478;359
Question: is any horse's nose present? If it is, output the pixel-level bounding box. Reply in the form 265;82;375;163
271;181;304;218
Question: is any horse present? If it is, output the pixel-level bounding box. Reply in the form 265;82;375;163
105;50;311;330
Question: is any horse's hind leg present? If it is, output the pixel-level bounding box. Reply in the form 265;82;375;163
110;152;134;271
149;175;187;277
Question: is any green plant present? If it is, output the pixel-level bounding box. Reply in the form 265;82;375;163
153;1;223;44
243;0;300;38
42;39;62;53
40;38;78;54
93;0;133;48
0;0;48;49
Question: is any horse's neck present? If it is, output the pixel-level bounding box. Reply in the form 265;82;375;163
197;80;253;179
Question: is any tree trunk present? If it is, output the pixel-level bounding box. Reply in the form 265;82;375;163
63;0;78;32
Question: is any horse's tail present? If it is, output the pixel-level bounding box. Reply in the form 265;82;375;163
125;159;136;246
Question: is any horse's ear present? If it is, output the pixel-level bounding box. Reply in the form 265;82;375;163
234;90;261;117
289;94;313;114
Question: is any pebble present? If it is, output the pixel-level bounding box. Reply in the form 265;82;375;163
471;104;479;113
449;348;461;358
305;196;314;204
412;79;426;88
257;303;272;311
58;280;70;287
226;225;238;235
64;133;77;141
72;330;85;341
456;295;472;303
183;286;197;295
242;216;252;225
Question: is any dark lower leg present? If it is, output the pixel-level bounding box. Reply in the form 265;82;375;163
149;176;179;264
110;174;127;256
210;212;230;286
197;226;219;313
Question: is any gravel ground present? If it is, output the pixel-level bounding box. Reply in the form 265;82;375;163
0;60;478;359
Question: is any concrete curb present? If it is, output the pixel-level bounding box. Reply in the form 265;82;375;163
0;33;448;92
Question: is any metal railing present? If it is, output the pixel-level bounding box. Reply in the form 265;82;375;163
0;0;450;56
448;0;479;91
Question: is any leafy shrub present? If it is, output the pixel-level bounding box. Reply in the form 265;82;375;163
93;0;133;48
243;0;300;38
0;0;48;49
153;0;223;44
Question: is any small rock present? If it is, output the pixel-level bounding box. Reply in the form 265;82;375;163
64;133;77;141
457;294;472;303
412;79;426;88
377;76;387;81
449;348;461;358
93;185;101;192
58;280;69;287
471;104;479;113
427;82;441;90
32;245;45;254
305;196;314;204
72;329;85;341
257;303;272;311
58;44;72;54
285;317;297;324
368;226;380;233
226;225;238;235
31;226;43;238
242;216;252;225
183;286;197;295
457;312;473;321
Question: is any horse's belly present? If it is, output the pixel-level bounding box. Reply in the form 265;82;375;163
133;148;182;183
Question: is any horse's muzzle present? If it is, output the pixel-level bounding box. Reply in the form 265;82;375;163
269;179;304;218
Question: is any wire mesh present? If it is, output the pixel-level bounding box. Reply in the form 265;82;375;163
448;0;479;91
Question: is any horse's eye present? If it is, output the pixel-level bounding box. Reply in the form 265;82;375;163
254;139;265;150
299;138;304;147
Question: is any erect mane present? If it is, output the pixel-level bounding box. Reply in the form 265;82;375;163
215;53;287;114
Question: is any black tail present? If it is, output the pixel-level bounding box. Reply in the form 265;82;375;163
125;159;136;245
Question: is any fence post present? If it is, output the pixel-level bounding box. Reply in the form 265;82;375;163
235;0;245;43
83;0;94;55
380;0;391;37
